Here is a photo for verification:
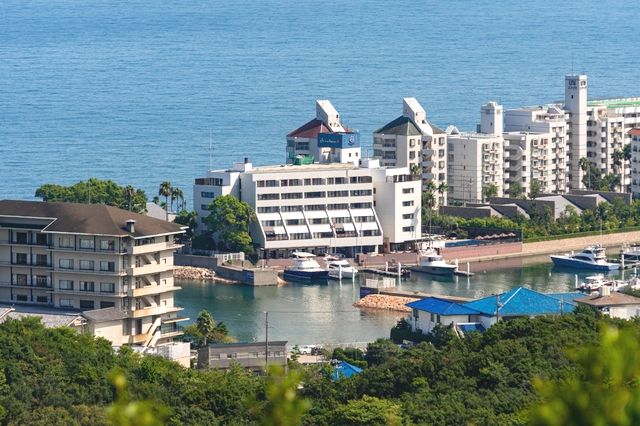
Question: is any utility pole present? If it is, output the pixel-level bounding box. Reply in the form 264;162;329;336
495;294;500;322
264;311;269;374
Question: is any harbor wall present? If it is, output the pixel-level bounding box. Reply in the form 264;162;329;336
215;265;279;286
440;242;522;261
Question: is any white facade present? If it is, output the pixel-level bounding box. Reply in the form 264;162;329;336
373;98;447;204
408;309;480;335
630;129;640;196
447;127;504;204
194;160;421;257
503;132;556;196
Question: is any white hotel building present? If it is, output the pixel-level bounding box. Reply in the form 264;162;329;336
194;156;421;257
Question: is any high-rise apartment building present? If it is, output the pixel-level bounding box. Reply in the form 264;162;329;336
0;201;187;348
373;98;447;204
630;128;640;196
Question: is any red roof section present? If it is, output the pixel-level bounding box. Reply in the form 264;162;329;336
628;128;640;137
287;119;332;138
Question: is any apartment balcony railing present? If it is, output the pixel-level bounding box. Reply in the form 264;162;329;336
52;266;126;276
127;263;174;277
0;260;52;268
0;239;51;247
0;280;52;289
129;285;181;298
129;305;181;319
126;242;182;255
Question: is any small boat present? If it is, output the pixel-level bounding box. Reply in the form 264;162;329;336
325;256;358;280
621;243;640;264
577;274;628;293
283;252;329;282
550;245;620;271
412;248;458;276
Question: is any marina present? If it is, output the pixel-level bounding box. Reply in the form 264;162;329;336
175;259;638;345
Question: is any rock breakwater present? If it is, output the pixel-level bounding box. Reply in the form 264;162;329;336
353;294;416;312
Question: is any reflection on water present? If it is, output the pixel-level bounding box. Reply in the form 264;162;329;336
175;261;629;346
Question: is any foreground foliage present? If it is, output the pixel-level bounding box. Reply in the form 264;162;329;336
3;310;640;425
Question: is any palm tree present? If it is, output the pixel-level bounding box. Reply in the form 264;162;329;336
196;310;216;347
410;163;421;177
482;183;498;202
579;157;591;189
172;187;184;212
613;150;624;192
123;185;135;211
158;181;172;220
437;182;448;206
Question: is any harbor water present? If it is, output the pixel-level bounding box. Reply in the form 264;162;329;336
175;261;633;345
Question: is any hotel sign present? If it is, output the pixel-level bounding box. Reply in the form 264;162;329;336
317;132;360;148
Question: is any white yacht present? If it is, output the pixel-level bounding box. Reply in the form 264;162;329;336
283;252;329;282
621;243;640;264
325;256;358;280
412;248;458;276
577;274;628;293
550;245;620;271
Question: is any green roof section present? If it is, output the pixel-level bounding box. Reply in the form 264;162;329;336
588;98;640;108
374;116;422;136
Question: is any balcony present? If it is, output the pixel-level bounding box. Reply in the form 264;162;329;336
130;285;181;298
1;260;52;269
130;305;182;318
126;241;183;255
0;239;51;248
128;263;174;276
52;266;126;276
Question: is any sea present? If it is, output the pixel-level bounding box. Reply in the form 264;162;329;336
2;0;639;203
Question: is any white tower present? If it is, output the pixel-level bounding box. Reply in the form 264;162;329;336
480;101;503;136
316;100;346;132
565;74;588;189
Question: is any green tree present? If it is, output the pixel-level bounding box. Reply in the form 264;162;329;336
364;339;401;367
35;178;147;213
529;179;543;199
506;181;524;198
203;195;255;253
437;182;448;206
174;210;198;240
172;187;185;212
482;183;498;202
331;395;402;426
158;181;172;220
259;366;310;426
196;310;216;347
410;163;421;177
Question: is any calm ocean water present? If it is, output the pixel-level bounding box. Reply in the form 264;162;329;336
1;0;639;202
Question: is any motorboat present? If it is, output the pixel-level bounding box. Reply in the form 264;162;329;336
550;245;620;271
325;256;358;280
621;243;640;264
412;248;458;276
577;274;628;293
283;252;329;282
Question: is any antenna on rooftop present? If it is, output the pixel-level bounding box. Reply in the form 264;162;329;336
208;129;213;171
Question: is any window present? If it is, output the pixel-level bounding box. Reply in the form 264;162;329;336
100;261;115;272
59;259;73;269
100;301;115;309
402;213;414;220
281;192;302;200
35;254;48;266
305;191;325;198
15;232;28;244
402;226;414;232
79;300;95;310
58;236;73;248
350;190;372;197
201;191;216;198
59;280;74;290
100;282;115;293
16;295;28;302
79;281;95;292
15;253;28;265
100;240;115;251
35;275;48;287
59;299;73;307
257;193;279;201
402;188;414;194
402;201;414;207
35;233;48;246
79;239;94;249
79;260;95;271
36;296;48;303
15;274;27;285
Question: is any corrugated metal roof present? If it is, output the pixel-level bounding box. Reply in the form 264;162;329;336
332;361;363;381
463;287;579;316
406;297;481;316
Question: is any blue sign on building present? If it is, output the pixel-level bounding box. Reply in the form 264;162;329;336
317;132;360;148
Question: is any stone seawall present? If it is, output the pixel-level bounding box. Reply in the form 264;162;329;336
174;266;215;281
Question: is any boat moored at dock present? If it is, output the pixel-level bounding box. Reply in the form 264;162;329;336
325;256;358;280
550;245;620;271
412;248;458;276
283;252;329;282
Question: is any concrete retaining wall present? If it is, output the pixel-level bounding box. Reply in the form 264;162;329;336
174;254;217;269
440;242;522;261
215;265;279;286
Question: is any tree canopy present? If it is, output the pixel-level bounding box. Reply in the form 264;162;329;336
35;178;147;213
203;195;255;253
